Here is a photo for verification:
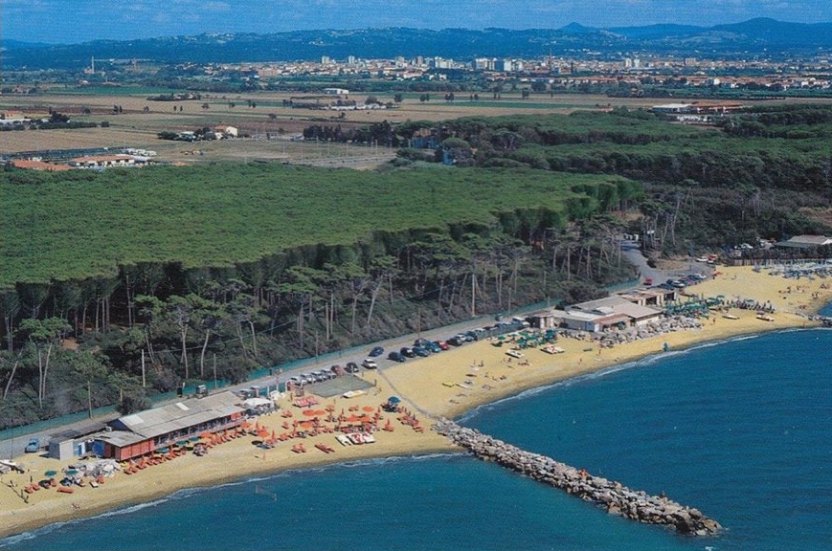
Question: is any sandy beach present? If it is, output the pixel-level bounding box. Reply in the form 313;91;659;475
1;265;830;540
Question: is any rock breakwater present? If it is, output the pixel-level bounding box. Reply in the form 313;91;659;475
435;420;721;536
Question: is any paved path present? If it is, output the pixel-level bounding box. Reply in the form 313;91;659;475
1;241;680;460
619;240;712;284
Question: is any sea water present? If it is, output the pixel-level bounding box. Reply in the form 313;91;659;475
2;329;831;550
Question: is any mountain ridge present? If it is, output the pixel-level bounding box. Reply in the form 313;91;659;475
4;18;831;68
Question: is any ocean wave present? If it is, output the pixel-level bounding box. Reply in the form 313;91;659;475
0;495;176;549
0;451;460;548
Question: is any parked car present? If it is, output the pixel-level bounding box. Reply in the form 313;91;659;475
400;347;415;358
345;362;359;373
414;338;431;348
362;358;378;369
388;351;406;362
428;341;442;353
448;336;465;347
24;438;40;453
330;364;342;374
369;346;384;357
413;346;430;357
437;340;450;351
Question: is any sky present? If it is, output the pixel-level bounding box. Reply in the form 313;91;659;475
3;0;832;44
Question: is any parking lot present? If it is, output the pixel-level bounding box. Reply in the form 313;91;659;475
304;375;374;398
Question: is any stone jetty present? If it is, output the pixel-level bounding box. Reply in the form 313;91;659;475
435;420;721;536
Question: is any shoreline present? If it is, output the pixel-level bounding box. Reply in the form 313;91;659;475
1;445;459;542
2;265;831;541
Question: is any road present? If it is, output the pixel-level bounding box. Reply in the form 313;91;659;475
619;239;713;284
2;241;690;460
0;302;548;460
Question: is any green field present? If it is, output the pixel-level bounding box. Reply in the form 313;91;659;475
0;163;629;286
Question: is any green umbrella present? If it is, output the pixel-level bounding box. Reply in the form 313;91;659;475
44;470;57;477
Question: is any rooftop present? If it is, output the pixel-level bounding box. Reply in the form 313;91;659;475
110;391;243;441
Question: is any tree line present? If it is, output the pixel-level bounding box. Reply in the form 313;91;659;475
0;216;635;429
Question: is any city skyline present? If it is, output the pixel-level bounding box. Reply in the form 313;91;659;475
4;0;832;44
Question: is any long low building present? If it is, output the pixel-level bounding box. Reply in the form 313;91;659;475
529;294;665;333
93;391;244;461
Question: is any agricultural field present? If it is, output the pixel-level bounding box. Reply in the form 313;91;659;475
2;89;811;164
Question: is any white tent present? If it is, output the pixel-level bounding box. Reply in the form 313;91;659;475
242;397;272;409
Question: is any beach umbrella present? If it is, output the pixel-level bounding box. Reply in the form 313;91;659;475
44;470;58;477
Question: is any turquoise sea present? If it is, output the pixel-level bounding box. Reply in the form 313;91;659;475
2;328;831;550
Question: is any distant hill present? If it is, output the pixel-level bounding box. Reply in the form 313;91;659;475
1;39;54;51
713;18;832;46
5;19;832;68
608;23;705;39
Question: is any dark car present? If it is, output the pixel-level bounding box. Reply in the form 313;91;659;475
414;338;431;348
400;347;416;358
428;341;442;353
413;346;430;357
369;346;384;357
448;336;465;346
345;362;359;373
388;351;406;362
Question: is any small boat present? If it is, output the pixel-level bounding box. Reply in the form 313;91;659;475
722;313;739;320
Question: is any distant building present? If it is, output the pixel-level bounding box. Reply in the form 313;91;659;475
68;154;148;169
10;159;72;171
214;125;238;138
775;235;832;249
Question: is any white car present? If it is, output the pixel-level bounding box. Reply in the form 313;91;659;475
362;358;378;369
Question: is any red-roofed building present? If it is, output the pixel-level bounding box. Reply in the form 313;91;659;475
10;159;72;171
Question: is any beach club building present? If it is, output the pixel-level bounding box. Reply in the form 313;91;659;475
93;391;244;461
532;295;664;333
